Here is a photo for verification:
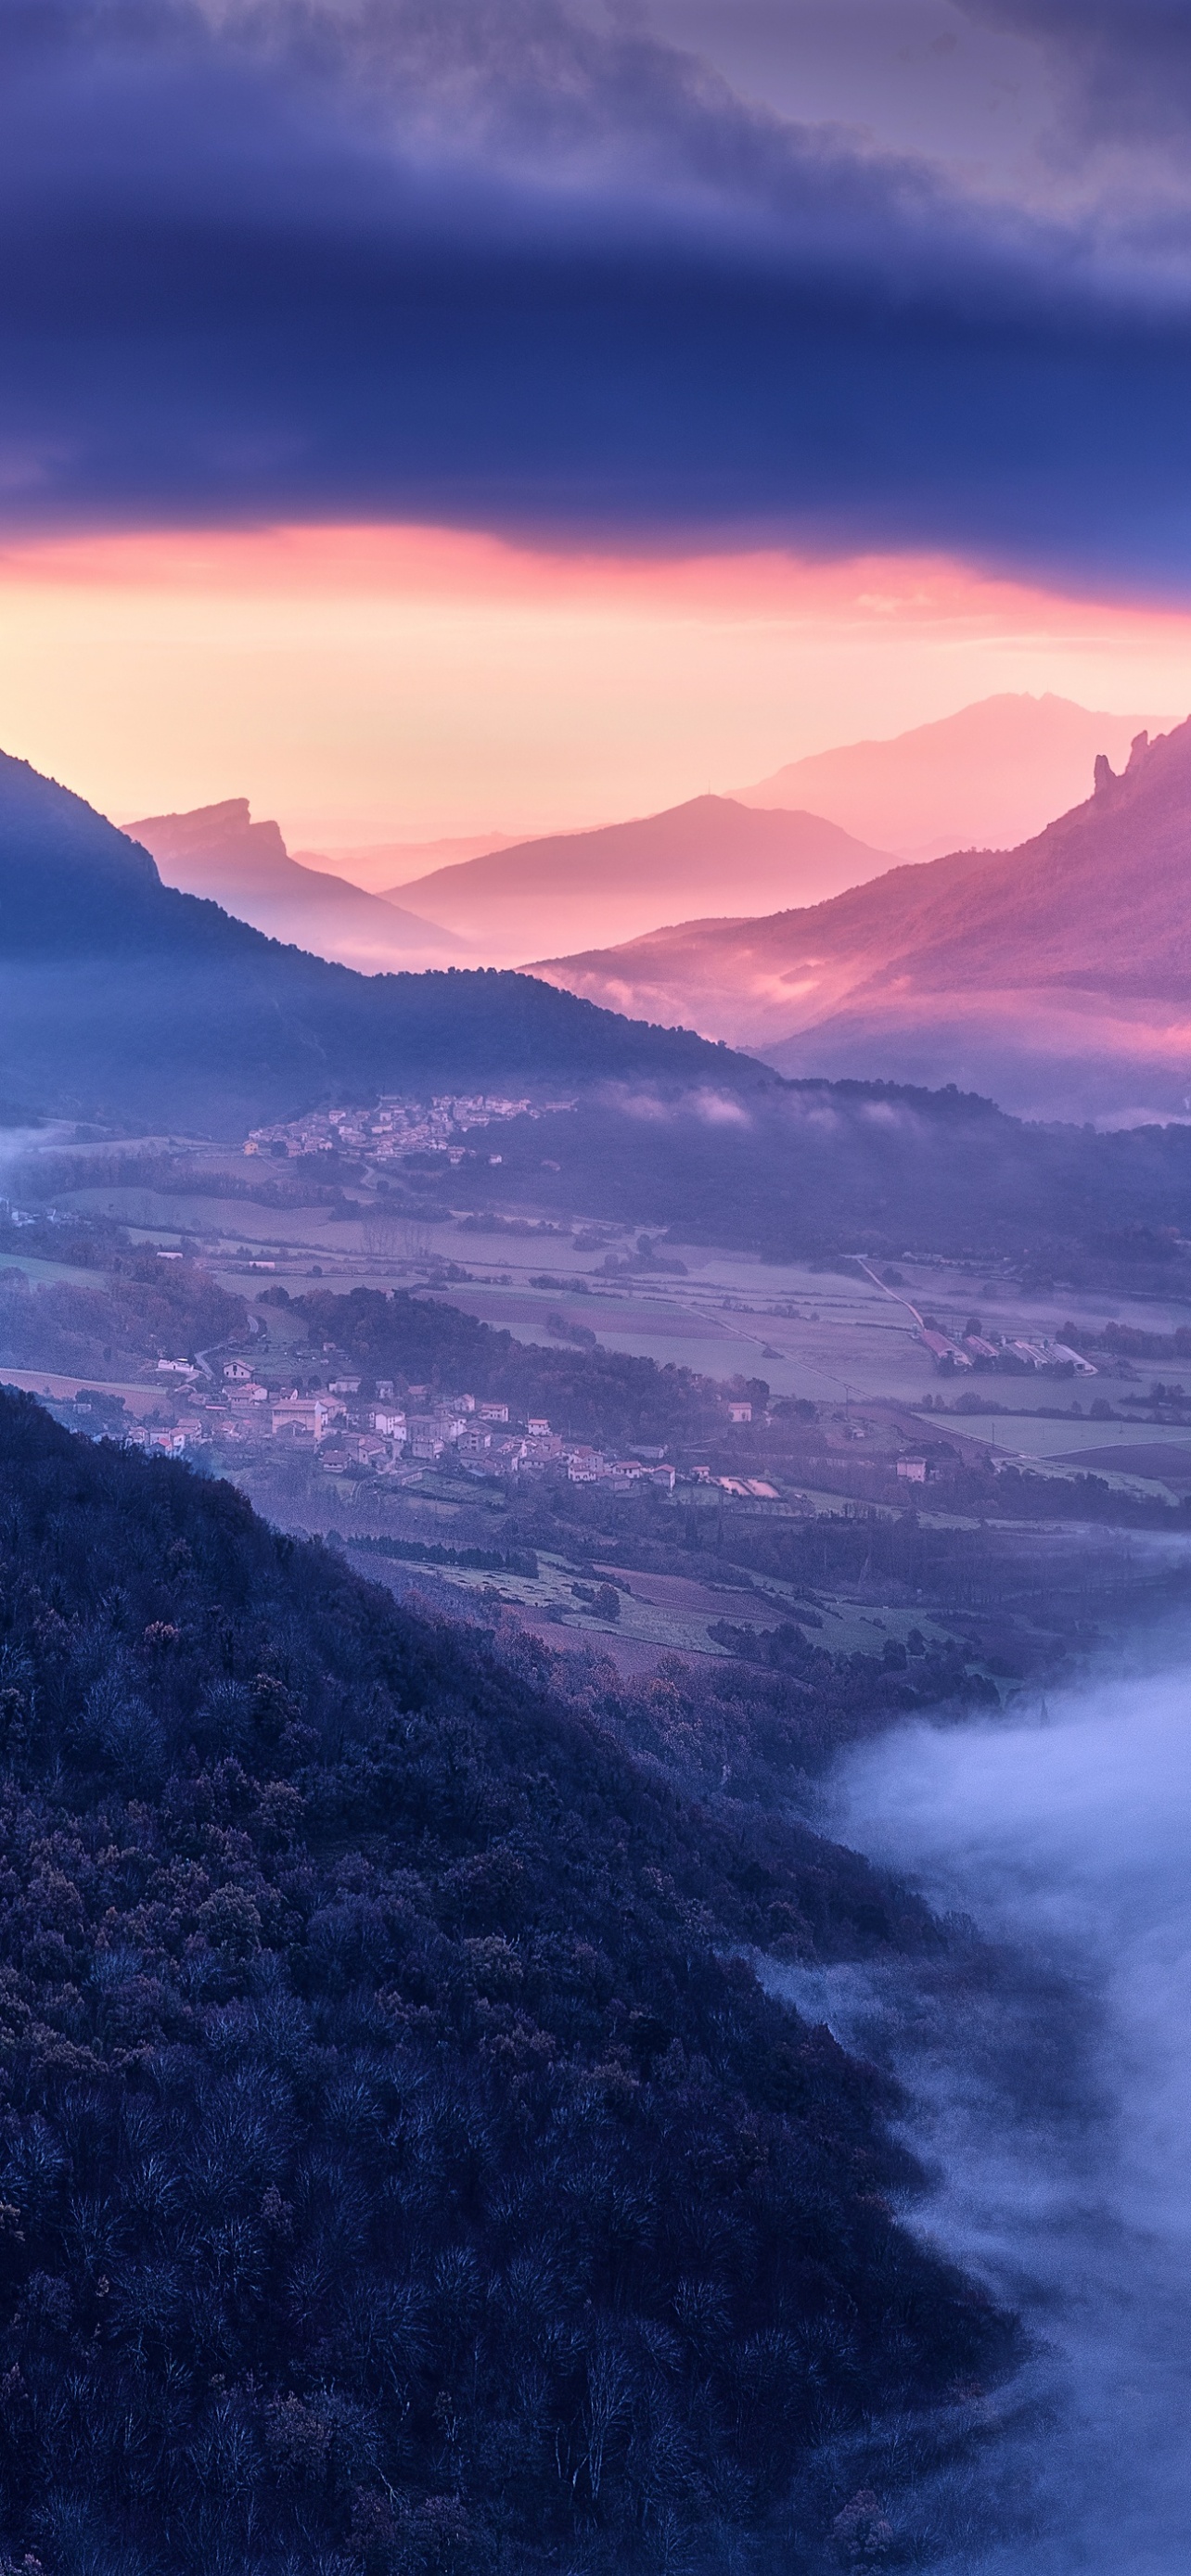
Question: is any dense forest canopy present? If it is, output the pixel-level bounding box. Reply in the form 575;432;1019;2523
0;1252;246;1384
442;1086;1191;1271
0;1392;1008;2573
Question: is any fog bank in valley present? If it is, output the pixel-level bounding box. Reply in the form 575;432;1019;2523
776;1663;1191;2570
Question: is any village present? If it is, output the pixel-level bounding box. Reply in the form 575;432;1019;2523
243;1091;575;1164
119;1355;783;1496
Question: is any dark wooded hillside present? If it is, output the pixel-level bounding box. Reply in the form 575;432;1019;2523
0;752;760;1135
0;1393;1007;2573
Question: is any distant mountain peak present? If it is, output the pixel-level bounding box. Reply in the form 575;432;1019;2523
734;691;1171;860
386;790;893;963
148;795;251;832
129;799;289;871
126;797;461;964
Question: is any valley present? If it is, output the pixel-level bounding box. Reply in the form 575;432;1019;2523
8;1105;1191;1718
6;5;1191;2561
4;736;1191;2569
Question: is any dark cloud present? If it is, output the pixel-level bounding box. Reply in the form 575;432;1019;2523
958;0;1191;144
2;0;1191;584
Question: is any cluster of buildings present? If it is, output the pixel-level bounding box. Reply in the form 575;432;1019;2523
127;1361;679;1489
244;1093;573;1166
918;1327;1097;1376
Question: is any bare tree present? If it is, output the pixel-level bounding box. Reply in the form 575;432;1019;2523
576;2340;633;2503
362;1208;402;1259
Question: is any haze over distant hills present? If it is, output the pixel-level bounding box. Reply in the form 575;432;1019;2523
128;800;463;970
273;696;1158;963
534;720;1191;1121
387;796;892;961
0;752;763;1133
735;693;1160;859
12;745;1191;1265
297;830;522;894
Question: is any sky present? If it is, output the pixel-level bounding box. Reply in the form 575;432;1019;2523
2;0;1191;839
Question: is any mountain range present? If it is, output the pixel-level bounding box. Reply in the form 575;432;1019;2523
124;697;1159;984
532;721;1191;1120
128;799;463;969
0;751;764;1134
10;743;1191;1262
733;692;1159;858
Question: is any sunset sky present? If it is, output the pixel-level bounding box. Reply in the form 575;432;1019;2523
2;0;1189;842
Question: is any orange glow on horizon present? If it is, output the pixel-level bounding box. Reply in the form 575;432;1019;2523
0;521;1187;849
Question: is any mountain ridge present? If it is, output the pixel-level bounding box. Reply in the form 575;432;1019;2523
0;749;773;1134
389;794;893;960
128;797;463;968
734;691;1161;858
531;718;1191;1119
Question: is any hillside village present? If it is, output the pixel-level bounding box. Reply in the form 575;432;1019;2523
245;1091;575;1164
122;1357;688;1487
110;1358;791;1500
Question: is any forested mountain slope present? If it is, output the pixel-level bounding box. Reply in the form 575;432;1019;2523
0;1391;1006;2570
435;1078;1191;1275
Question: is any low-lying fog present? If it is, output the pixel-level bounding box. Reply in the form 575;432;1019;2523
776;1658;1191;2570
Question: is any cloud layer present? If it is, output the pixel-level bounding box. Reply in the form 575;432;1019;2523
3;0;1191;583
961;0;1191;147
